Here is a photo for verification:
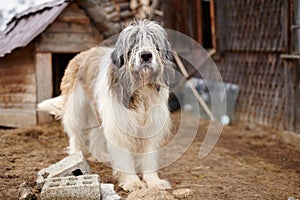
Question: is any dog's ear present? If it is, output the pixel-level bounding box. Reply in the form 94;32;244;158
162;61;175;87
161;40;175;87
111;45;124;68
164;40;174;61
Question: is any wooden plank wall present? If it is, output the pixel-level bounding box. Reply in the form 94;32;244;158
283;59;300;132
36;2;103;53
162;0;201;43
213;0;300;132
217;52;286;129
0;44;37;127
162;0;299;132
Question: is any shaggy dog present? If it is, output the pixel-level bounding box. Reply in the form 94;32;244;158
38;20;175;191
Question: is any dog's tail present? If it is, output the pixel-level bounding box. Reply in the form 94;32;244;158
37;96;64;119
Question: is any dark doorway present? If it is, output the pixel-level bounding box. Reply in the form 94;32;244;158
202;0;212;49
52;53;76;97
163;0;213;49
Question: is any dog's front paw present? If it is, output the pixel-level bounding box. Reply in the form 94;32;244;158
146;178;171;190
143;173;171;190
119;175;146;192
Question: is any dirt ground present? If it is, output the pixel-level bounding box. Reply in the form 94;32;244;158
0;112;299;199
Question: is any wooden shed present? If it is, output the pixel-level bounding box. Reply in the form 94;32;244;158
0;0;104;127
162;0;300;133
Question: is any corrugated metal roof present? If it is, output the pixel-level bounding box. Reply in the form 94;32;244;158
0;0;69;57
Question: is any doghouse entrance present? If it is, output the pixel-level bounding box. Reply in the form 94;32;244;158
201;0;212;49
52;53;76;97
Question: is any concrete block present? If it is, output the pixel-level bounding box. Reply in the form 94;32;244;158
37;151;91;189
18;182;37;200
101;183;121;200
40;174;101;200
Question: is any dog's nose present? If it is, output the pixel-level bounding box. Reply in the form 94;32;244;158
140;51;152;62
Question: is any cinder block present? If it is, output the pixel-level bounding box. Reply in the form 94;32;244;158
37;151;91;189
40;174;101;200
101;183;121;200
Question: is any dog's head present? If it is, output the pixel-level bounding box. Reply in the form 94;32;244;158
110;20;175;108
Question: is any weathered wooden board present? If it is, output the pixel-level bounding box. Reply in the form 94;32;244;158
214;0;286;52
56;3;90;24
36;42;98;53
296;84;300;133
283;60;297;132
0;74;35;85
40;32;100;44
35;52;53;124
45;22;95;34
0;84;35;94
0;45;37;127
36;2;102;53
0;108;37;127
218;52;286;130
0;93;36;104
0;102;36;110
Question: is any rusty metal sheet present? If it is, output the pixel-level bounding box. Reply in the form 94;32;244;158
0;0;68;57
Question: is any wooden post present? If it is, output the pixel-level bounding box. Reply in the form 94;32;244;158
36;52;53;124
195;0;203;45
296;77;300;133
210;0;217;50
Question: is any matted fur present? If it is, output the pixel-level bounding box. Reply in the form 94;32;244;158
38;20;175;191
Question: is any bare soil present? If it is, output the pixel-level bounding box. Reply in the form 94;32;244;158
0;112;299;199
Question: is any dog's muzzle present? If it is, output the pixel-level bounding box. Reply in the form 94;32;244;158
135;50;158;72
140;51;153;63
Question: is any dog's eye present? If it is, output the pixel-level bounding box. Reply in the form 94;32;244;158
120;55;124;67
156;46;160;52
127;50;132;58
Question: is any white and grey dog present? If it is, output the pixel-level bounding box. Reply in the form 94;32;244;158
38;20;175;191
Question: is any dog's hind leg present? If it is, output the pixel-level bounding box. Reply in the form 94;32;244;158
62;99;82;154
62;85;91;154
88;127;110;163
